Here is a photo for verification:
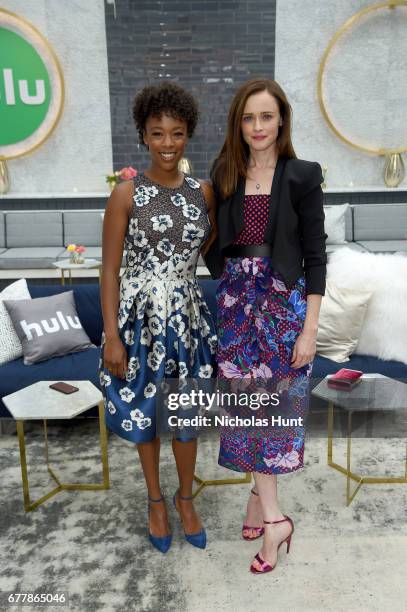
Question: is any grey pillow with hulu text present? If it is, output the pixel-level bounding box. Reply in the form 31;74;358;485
3;291;94;365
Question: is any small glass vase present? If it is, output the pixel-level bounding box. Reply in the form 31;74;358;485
69;253;85;264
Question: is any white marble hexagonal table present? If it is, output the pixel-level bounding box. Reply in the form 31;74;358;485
3;380;110;511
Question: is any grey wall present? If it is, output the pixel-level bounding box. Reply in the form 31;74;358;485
104;0;277;179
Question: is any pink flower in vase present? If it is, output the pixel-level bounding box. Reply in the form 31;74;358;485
120;166;137;180
70;244;86;263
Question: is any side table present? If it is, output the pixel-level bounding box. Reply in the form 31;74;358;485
312;374;407;505
52;259;102;285
3;380;110;512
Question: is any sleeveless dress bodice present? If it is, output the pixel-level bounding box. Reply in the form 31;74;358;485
99;173;217;443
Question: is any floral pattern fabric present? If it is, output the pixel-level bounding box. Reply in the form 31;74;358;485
217;195;312;475
99;173;217;443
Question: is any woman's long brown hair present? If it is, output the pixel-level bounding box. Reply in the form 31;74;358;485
211;78;297;198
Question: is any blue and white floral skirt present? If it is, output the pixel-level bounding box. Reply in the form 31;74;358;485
98;273;217;443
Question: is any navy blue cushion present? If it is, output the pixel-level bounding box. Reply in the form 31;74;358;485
312;354;407;380
198;279;219;318
28;283;103;345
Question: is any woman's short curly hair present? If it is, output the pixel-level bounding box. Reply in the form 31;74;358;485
133;81;199;146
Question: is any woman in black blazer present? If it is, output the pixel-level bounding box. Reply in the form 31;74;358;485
205;78;327;574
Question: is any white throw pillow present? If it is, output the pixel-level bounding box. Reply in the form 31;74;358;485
327;248;407;364
324;203;350;244
317;280;372;362
0;279;32;365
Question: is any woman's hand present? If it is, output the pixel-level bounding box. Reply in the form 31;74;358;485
200;228;218;256
291;330;316;369
103;336;128;379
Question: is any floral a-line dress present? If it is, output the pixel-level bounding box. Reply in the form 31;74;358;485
99;173;217;443
217;194;312;475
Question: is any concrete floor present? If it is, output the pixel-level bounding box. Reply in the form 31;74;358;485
0;421;406;612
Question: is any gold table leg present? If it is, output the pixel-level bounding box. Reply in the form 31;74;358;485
327;401;407;506
192;472;251;498
16;401;110;512
345;410;363;506
61;269;65;286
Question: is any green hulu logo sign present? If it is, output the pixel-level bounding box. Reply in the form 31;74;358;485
2;67;46;105
0;25;51;147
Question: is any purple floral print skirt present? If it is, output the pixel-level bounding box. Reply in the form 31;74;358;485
216;257;312;475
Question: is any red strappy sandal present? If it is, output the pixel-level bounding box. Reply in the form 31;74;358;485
250;515;294;574
242;488;264;541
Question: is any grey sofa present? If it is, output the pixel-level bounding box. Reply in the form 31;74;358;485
0;204;406;272
0;210;106;270
324;203;407;254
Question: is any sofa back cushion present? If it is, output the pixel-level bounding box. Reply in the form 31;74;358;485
0;212;5;248
28;284;103;345
344;205;353;241
353;204;407;241
323;203;352;244
63;211;103;247
6;211;63;247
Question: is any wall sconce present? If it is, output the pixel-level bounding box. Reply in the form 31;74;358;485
178;157;193;174
105;0;117;19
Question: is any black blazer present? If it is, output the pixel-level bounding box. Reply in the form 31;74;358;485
204;156;327;295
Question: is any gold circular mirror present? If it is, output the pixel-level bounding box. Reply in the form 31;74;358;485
317;1;407;186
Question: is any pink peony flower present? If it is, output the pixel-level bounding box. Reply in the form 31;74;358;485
253;364;273;379
219;361;242;378
274;450;300;469
75;245;86;253
272;277;287;291
241;258;251;273
224;294;237;307
263;456;278;468
120;166;137;180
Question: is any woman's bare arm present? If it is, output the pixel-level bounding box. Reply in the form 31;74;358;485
199;180;217;256
291;294;322;369
100;180;133;378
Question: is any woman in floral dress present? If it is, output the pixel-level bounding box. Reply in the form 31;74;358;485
206;78;326;573
99;82;217;553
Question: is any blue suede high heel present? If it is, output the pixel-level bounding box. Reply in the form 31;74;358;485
173;489;206;549
148;495;172;553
